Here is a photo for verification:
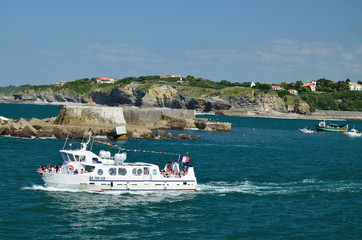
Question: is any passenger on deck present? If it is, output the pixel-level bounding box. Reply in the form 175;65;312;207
74;169;78;175
37;166;43;172
80;169;84;174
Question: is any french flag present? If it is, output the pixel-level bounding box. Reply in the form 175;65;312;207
178;155;190;163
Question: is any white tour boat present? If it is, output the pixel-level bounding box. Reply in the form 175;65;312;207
37;134;198;192
343;128;362;138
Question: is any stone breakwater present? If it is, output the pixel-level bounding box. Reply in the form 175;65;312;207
0;105;231;139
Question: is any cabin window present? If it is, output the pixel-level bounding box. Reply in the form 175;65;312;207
80;156;86;162
109;168;116;176
67;154;75;162
75;155;80;162
144;167;150;175
61;153;68;161
132;168;143;176
118;168;127;176
97;169;103;176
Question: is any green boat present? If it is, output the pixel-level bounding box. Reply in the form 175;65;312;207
316;120;348;132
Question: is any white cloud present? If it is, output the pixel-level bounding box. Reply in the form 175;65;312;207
83;43;168;67
273;39;341;57
341;52;354;61
179;39;362;82
356;44;362;54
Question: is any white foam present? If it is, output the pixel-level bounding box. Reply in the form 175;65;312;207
197;179;361;196
0;116;9;121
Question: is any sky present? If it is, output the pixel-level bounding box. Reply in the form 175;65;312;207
1;0;362;87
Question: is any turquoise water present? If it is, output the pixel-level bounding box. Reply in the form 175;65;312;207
0;103;361;239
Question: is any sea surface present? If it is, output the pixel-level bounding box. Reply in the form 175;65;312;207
0;103;361;239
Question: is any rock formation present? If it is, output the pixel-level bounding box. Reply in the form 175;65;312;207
12;84;297;116
0;105;231;139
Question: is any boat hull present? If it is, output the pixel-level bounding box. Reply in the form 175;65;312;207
316;126;348;132
41;172;198;192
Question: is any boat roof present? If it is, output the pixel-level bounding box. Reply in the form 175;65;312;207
330;123;348;127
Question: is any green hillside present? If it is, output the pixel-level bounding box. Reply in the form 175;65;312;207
2;76;362;112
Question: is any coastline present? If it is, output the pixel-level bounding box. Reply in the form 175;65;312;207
210;110;362;121
1;99;362;121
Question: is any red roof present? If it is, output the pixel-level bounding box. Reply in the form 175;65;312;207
301;82;313;87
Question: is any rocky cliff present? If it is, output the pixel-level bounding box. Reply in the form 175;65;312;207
14;89;88;103
12;84;307;115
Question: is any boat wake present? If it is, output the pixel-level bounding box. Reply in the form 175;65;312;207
24;179;361;197
198;179;362;196
23;185;197;196
1;135;57;140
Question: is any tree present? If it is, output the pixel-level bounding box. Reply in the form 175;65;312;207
294;80;303;90
219;80;232;87
336;81;349;91
345;78;351;83
299;87;311;93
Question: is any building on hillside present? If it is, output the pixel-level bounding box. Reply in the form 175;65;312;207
161;75;183;78
288;89;298;95
271;86;285;91
96;77;121;84
54;81;66;86
301;80;317;91
349;82;362;91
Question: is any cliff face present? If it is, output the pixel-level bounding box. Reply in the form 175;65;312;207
14;90;88;103
13;85;294;114
89;85;289;114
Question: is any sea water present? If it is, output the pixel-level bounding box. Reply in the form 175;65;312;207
0;103;361;239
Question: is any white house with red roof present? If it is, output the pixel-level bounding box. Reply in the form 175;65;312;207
349;82;362;91
301;80;316;91
96;77;121;84
271;86;285;91
160;75;183;78
54;81;66;86
288;89;298;95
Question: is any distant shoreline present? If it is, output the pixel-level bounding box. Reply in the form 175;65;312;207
1;99;362;121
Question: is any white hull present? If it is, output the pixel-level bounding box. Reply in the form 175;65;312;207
299;128;316;133
41;172;197;192
344;129;362;138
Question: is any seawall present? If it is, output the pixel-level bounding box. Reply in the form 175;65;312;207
123;107;195;124
56;105;126;126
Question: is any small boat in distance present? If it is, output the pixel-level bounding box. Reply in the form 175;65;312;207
344;128;362;138
316;120;348;132
299;127;316;133
37;132;198;192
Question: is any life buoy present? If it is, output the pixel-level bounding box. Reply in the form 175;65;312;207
67;165;74;171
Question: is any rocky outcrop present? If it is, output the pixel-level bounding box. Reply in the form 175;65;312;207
294;99;310;114
14;90;87;103
0;105;231;139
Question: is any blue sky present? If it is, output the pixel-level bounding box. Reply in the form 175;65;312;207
1;0;361;86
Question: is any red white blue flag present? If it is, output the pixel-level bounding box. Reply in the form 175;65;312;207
178;155;190;163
